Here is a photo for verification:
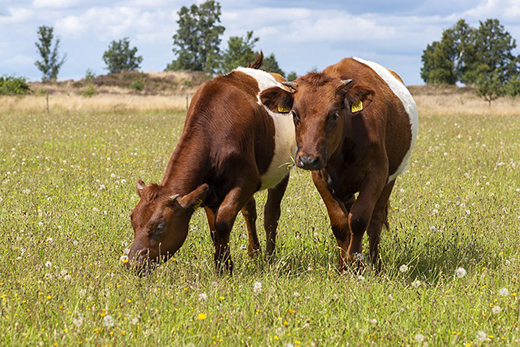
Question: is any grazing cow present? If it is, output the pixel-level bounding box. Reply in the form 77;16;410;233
260;57;418;270
128;55;296;274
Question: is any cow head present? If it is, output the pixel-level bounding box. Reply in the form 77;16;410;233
260;73;374;170
128;180;208;274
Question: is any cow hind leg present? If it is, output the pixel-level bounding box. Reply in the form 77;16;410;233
367;180;395;271
241;197;261;258
264;174;290;259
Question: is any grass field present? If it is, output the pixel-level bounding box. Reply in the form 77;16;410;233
1;92;520;346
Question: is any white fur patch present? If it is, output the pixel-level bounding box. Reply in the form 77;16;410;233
353;57;418;183
234;67;296;190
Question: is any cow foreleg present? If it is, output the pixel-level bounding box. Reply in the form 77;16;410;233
214;185;256;275
241;197;261;258
264;174;290;259
347;170;387;266
366;180;395;271
311;171;352;270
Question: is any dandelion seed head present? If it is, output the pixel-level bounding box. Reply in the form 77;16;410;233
102;314;115;327
412;279;421;288
476;331;487;342
499;287;509;297
455;267;467;278
414;333;425;343
199;293;208;302
492;305;502;315
399;264;409;273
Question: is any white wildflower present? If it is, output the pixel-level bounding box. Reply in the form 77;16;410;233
73;313;85;327
412;279;421;288
293;292;301;298
253;281;262;293
45;261;52;267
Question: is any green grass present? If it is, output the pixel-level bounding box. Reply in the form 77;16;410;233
1;107;520;346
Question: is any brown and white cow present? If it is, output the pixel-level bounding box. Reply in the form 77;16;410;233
260;57;418;270
128;55;296;274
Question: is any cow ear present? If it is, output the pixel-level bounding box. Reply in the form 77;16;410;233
176;184;209;210
344;85;375;114
136;180;146;197
260;86;294;114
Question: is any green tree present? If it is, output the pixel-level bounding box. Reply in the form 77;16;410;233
167;0;225;72
470;19;519;85
102;38;143;73
420;20;474;84
261;53;285;77
476;69;504;105
34;26;66;81
217;31;259;74
216;30;286;77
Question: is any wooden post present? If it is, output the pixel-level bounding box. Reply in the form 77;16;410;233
46;93;49;114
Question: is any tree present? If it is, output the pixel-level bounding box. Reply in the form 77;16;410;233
470;19;519;85
420;20;474;84
261;53;285;77
167;0;225;73
216;30;286;77
476;69;504;105
34;26;66;81
217;31;259;74
421;18;520;95
102;38;143;73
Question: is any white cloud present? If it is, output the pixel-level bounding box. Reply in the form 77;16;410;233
223;8;396;43
32;0;80;9
56;6;176;42
463;0;520;21
0;7;35;24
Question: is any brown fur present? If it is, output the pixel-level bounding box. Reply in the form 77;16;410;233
128;54;291;275
260;58;415;271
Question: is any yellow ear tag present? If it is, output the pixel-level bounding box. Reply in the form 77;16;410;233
351;100;363;113
277;105;291;113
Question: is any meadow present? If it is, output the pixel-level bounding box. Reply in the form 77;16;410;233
1;90;520;346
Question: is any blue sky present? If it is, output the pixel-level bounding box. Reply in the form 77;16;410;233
1;0;520;85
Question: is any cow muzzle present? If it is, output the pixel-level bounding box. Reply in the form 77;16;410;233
296;152;324;170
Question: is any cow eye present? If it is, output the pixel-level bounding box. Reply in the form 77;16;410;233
292;111;300;125
330;112;340;121
155;223;166;234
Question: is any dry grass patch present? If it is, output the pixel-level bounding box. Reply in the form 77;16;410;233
0;94;191;113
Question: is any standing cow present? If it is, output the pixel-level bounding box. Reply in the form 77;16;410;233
260;57;418;270
128;55;296;274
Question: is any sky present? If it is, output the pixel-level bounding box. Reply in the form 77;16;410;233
2;0;520;86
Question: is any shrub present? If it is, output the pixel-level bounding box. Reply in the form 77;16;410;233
130;78;144;91
81;84;95;97
0;75;30;95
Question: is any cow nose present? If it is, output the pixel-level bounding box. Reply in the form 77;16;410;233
297;155;322;170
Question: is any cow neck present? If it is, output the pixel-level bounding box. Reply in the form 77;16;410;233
160;132;208;196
